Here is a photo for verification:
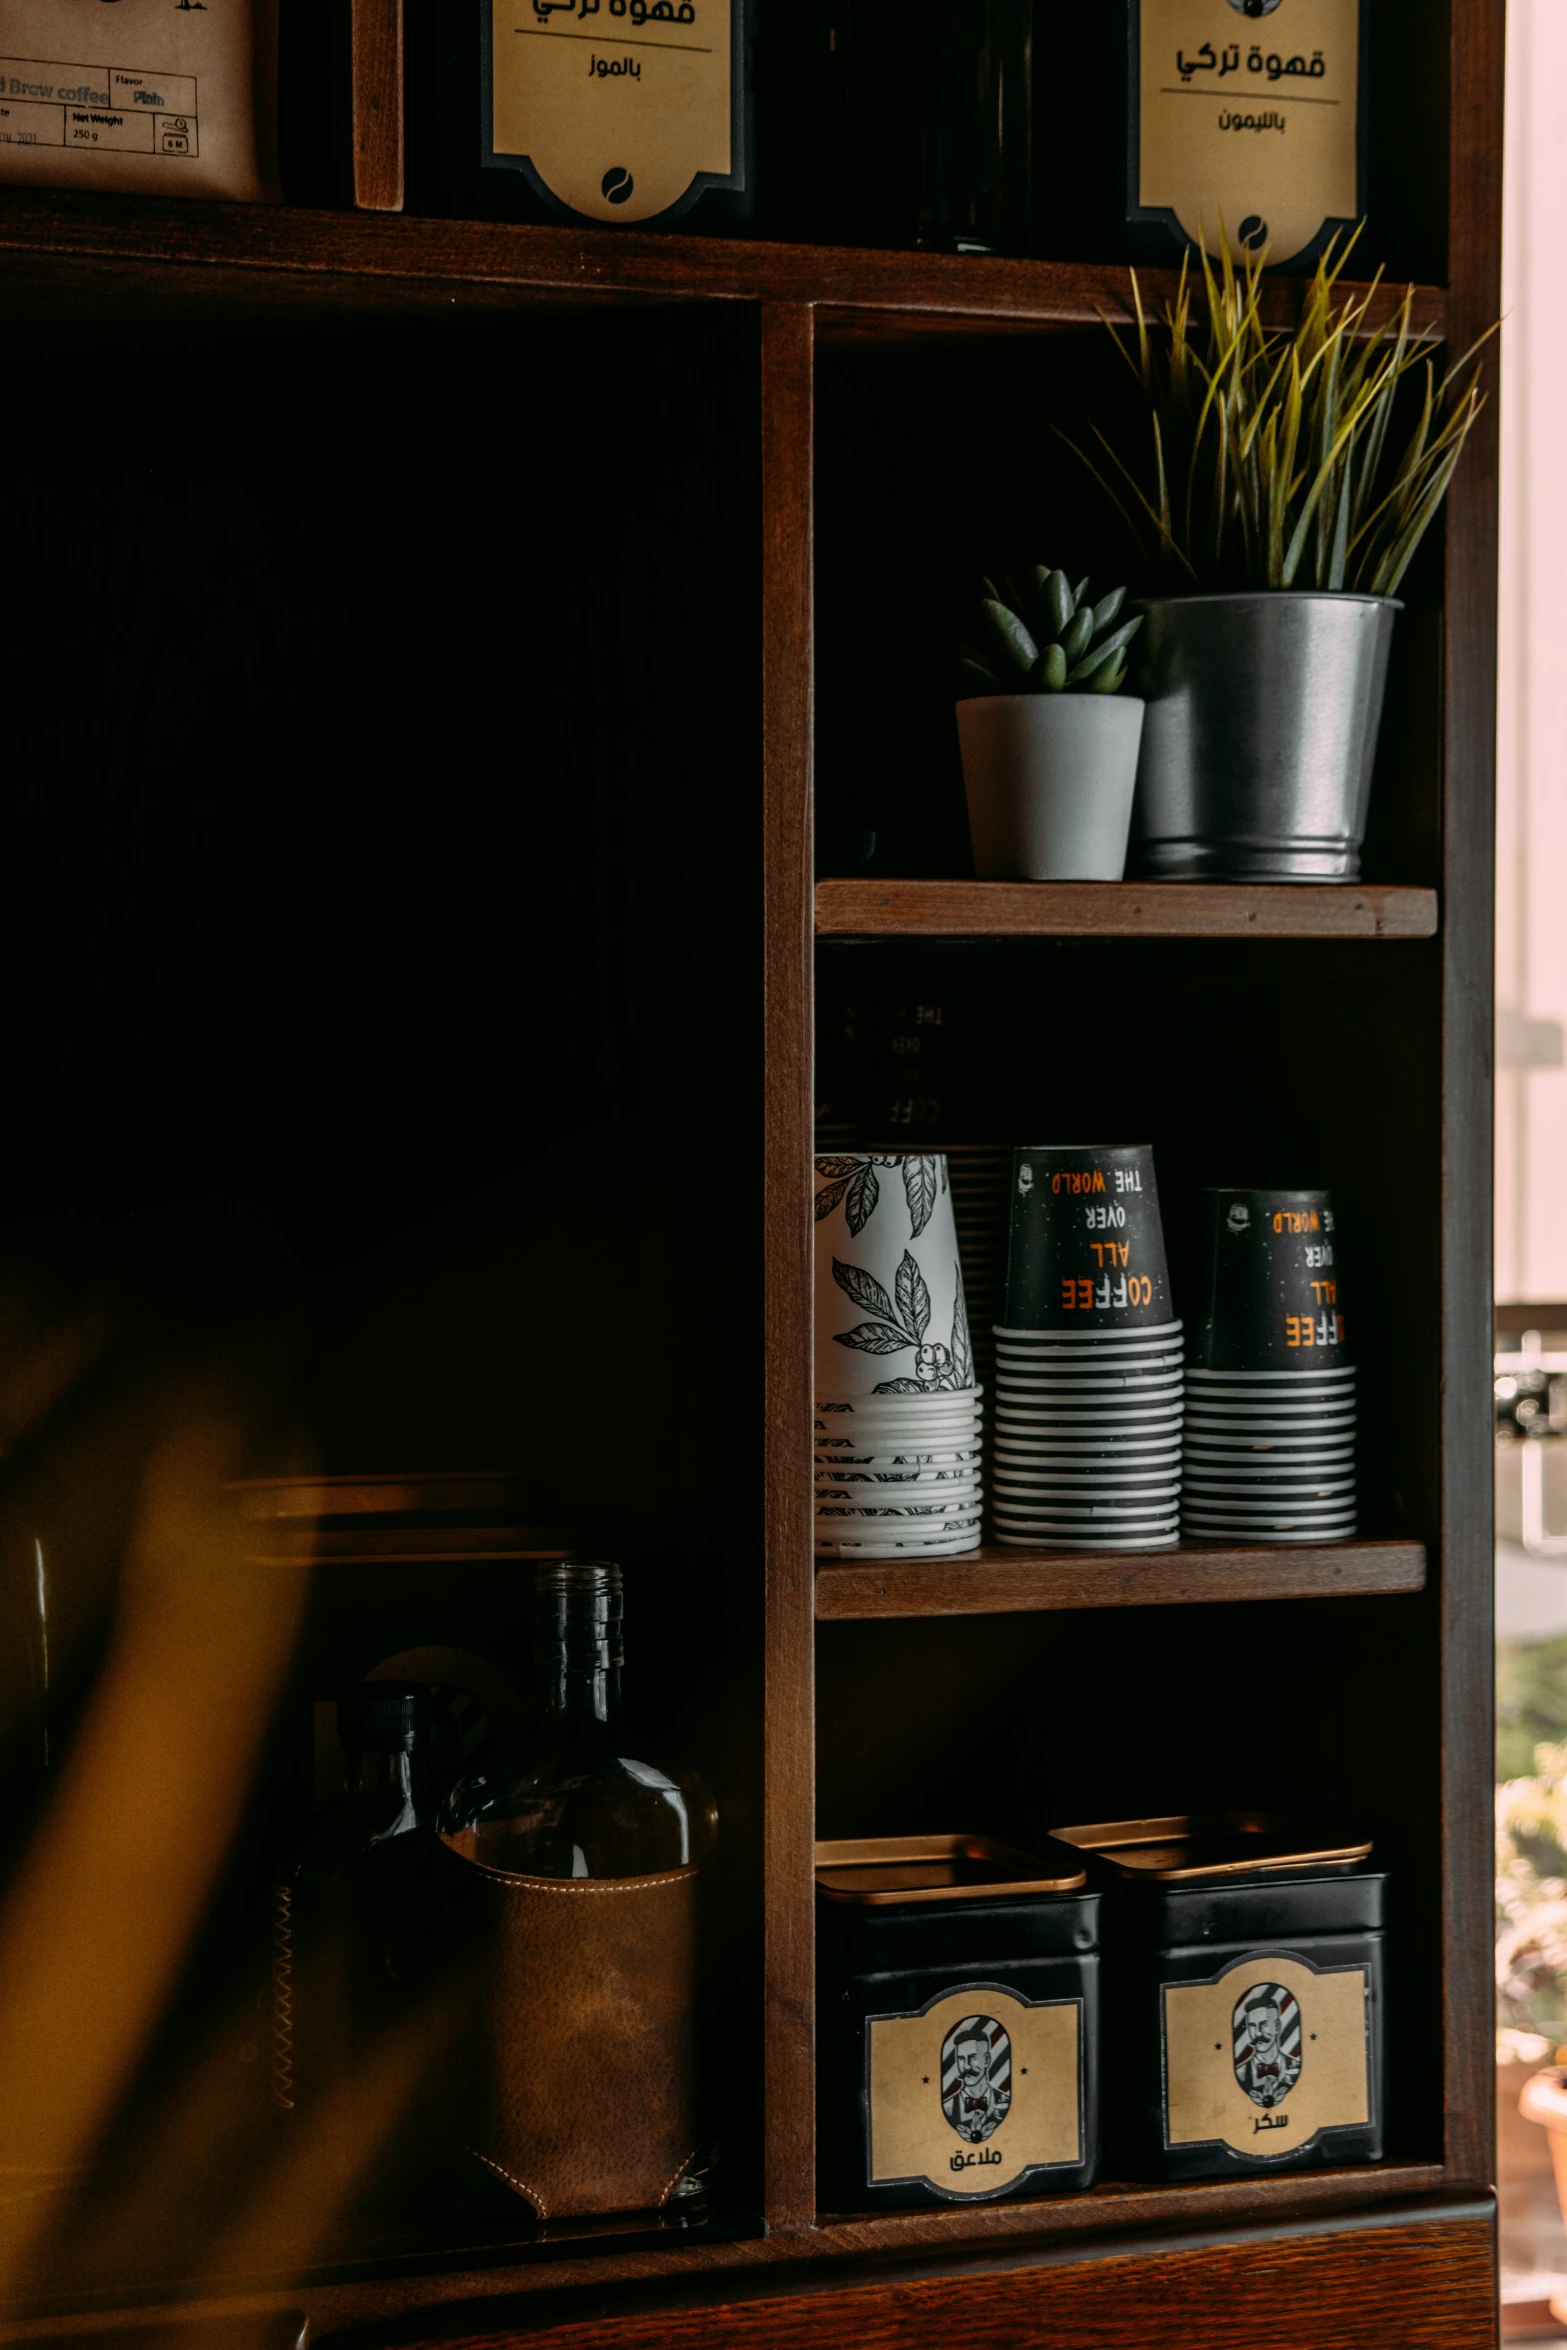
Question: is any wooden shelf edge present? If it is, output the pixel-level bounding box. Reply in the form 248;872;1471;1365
814;1539;1427;1619
808;2159;1450;2256
0;189;1449;338
814;879;1441;942
0;2165;1451;2344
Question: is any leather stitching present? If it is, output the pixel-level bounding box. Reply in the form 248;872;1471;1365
655;2149;699;2207
269;1880;296;2111
466;2145;550;2218
443;1852;698;1894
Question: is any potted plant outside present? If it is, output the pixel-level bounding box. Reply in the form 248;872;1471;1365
1071;240;1491;882
957;568;1146;881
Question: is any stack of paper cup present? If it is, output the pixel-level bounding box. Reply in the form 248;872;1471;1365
1182;1188;1356;1543
992;1144;1183;1551
815;1152;982;1559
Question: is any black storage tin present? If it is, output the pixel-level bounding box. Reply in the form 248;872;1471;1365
816;1835;1100;2211
1052;1814;1384;2182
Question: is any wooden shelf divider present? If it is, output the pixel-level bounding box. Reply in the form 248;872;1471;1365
815;878;1440;942
814;1540;1427;1620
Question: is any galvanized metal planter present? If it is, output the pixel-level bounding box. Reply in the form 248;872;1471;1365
1129;594;1400;883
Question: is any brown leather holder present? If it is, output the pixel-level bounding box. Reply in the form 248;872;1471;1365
434;1833;699;2218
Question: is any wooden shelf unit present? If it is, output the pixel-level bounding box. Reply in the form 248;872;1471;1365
0;0;1502;2339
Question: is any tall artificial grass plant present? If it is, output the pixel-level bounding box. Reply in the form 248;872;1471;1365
1068;234;1492;598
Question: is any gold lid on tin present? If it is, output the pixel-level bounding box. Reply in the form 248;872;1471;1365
815;1833;1087;1904
1049;1813;1372;1882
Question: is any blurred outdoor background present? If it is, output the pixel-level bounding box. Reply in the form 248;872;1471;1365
1494;1;1567;2333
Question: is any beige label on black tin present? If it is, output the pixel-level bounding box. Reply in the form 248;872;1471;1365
1164;1955;1368;2158
490;0;730;223
869;1987;1080;2197
1137;0;1359;264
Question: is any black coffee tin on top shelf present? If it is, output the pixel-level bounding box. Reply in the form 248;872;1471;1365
816;1835;1100;2212
1052;1814;1385;2183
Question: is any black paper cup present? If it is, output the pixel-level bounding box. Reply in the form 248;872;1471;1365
991;1513;1174;1532
1186;1378;1354;1401
996;1333;1183;1357
1184;1428;1353;1447
999;1400;1185;1423
997;1431;1183;1450
994;1524;1180;1546
1184;1510;1356;1535
1183;1527;1354;1547
1183;1486;1355;1513
1004;1148;1174;1332
994;1531;1179;1551
1183;1473;1355;1497
1184;1400;1355;1425
1185;1492;1354;1509
999;1370;1184;1391
1186;1188;1350;1370
998;1467;1181;1483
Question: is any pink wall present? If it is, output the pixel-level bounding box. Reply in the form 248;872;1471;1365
1498;0;1567;1301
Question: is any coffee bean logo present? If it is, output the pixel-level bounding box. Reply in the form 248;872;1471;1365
602;166;634;204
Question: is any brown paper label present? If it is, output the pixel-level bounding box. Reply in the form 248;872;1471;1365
489;0;731;224
1163;1955;1369;2157
0;0;271;199
1137;0;1359;264
868;1986;1081;2197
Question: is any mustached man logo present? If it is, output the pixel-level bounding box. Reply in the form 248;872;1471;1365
941;2013;1012;2143
1233;1982;1302;2108
1227;1203;1252;1235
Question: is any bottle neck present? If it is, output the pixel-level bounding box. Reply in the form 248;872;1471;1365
539;1652;623;1725
534;1564;625;1729
351;1745;432;1816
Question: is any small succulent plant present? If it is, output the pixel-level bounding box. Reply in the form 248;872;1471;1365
960;569;1143;699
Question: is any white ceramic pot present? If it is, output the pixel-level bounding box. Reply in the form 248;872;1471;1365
957;693;1147;881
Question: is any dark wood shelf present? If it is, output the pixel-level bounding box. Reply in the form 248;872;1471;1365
815;879;1440;942
808;2160;1448;2254
814;1539;1427;1619
0;187;1448;341
0;2164;1447;2344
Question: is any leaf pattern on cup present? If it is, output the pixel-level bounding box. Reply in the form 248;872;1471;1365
951;1274;973;1387
832;1252;965;1391
815;1154;947;1240
868;1270;974;1395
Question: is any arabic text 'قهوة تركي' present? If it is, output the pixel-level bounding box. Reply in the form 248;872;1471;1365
1176;43;1327;82
535;0;697;25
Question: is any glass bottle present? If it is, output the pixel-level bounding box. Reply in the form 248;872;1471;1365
910;0;1033;255
803;0;1030;256
439;1562;716;1878
271;1685;444;2134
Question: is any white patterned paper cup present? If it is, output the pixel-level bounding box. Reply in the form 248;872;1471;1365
815;1154;977;1403
814;1525;983;1555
